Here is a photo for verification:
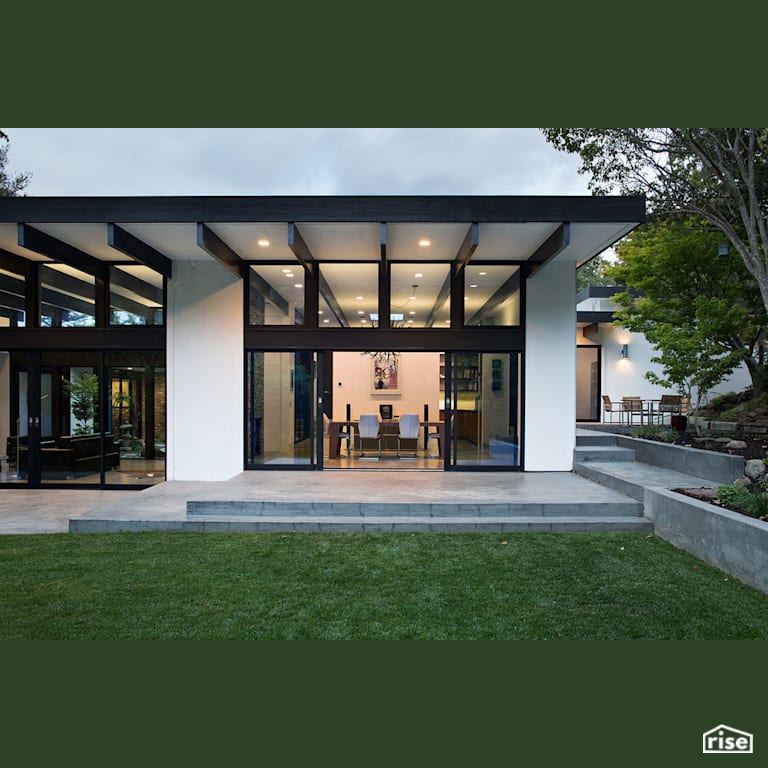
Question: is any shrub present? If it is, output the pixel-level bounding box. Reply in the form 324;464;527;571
633;425;676;442
716;484;768;519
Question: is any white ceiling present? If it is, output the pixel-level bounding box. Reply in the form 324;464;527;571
0;219;637;272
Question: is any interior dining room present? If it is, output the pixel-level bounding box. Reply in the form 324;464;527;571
245;349;521;470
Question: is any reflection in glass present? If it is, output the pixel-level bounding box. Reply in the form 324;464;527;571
448;352;521;467
318;264;378;328
464;265;520;326
249;265;305;325
247;352;314;465
40;264;96;327
390;263;450;328
110;265;164;325
0;268;26;327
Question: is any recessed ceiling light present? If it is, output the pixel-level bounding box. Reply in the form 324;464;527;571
414;272;423;278
357;310;365;315
282;268;291;273
294;283;303;288
258;239;270;247
409;311;416;315
286;273;294;278
469;284;478;288
356;296;364;300
418;239;431;247
318;310;324;314
407;319;413;324
323;318;330;323
478;271;487;276
464;297;469;301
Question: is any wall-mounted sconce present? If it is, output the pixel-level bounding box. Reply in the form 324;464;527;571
620;344;629;359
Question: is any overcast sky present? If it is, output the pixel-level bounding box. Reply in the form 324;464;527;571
3;128;591;197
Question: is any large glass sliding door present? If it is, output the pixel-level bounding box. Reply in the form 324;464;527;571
446;352;521;468
0;350;166;487
246;351;317;467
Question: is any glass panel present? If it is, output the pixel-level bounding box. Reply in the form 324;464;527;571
249;265;305;325
0;267;26;327
40;264;96;327
318;263;378;328
390;263;450;328
39;352;101;484
576;346;600;421
464;265;520;327
247;351;315;466
449;352;521;467
1;351;25;483
104;352;166;485
110;265;164;325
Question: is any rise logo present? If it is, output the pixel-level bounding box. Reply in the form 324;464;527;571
702;724;754;754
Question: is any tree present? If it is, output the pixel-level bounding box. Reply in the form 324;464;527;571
608;216;767;396
541;129;768;315
0;129;31;196
576;252;612;293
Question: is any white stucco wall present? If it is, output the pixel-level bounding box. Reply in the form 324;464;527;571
525;260;576;470
577;324;753;410
166;261;243;481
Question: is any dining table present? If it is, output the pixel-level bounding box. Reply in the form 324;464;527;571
328;418;445;458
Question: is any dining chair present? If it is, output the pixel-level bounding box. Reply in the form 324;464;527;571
601;395;623;424
657;394;682;425
426;427;441;458
621;396;644;426
397;413;421;458
357;414;381;458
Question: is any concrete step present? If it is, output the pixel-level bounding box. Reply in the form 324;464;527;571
573;462;647;501
186;498;645;518
573;445;636;462
575;433;619;447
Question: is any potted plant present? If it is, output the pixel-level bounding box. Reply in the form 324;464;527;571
63;372;99;434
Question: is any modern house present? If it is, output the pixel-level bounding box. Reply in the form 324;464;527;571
576;286;752;422
0;195;644;488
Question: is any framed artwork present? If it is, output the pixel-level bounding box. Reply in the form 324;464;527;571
370;356;402;394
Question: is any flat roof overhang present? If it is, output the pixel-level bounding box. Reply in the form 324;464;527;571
0;195;645;295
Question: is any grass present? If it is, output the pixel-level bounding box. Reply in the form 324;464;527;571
2;531;768;639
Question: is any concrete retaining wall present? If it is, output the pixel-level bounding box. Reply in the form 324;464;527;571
646;487;768;594
615;435;744;484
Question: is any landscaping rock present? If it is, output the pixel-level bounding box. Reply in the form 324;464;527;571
745;459;768;480
734;476;753;488
725;440;748;450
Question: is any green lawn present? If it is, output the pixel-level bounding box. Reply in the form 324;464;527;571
2;531;767;639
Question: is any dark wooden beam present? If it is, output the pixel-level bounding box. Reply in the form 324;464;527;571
0;247;34;278
108;223;172;278
453;223;479;273
379;223;389;329
18;224;108;279
196;223;246;279
287;223;315;270
318;271;348;327
466;270;521;326
109;267;163;305
527;223;570;277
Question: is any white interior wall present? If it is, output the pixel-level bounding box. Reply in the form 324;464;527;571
332;351;441;421
525;260;576;470
167;261;243;481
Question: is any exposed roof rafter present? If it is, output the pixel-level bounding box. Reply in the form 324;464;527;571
18;224;107;279
527;223;571;277
196;223;246;279
108;223;172;278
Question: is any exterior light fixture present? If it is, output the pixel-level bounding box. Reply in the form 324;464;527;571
418;239;431;247
718;242;730;257
258;239;270;247
620;344;629;359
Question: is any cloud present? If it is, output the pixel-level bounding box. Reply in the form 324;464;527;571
4;127;590;197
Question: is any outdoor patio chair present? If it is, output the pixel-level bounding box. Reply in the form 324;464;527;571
621;396;645;426
397;413;421;458
601;395;623;424
657;394;682;425
358;414;381;459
